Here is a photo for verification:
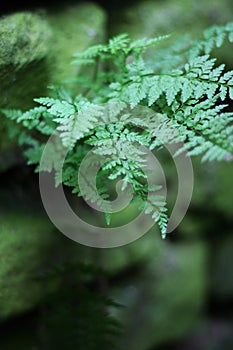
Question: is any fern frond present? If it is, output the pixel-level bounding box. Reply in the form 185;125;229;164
34;97;76;118
189;22;233;56
57;104;104;149
140;189;168;239
129;34;171;53
3;22;233;238
111;54;233;107
72;44;107;60
1;108;23;121
37;262;123;350
171;100;233;161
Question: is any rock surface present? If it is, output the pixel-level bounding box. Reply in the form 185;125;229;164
0;210;54;319
0;3;106;170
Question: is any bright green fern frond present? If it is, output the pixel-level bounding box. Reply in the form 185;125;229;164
34;97;76;118
56;104;104;149
129;34;171;54
2;22;233;239
189;22;233;56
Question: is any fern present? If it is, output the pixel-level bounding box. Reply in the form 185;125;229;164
35;261;123;350
2;22;233;238
189;22;233;56
45;288;122;350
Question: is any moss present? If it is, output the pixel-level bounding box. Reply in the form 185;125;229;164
0;211;57;320
0;12;51;69
0;12;51;110
0;4;106;170
0;4;106;110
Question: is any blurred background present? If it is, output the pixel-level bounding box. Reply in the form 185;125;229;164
0;0;233;349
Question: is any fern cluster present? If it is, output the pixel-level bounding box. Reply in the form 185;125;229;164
2;23;233;237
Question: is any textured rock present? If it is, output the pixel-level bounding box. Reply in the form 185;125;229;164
0;4;106;110
0;12;52;110
0;170;90;321
0;3;106;171
0;211;55;319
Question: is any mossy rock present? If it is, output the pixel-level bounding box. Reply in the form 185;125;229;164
0;4;106;110
0;12;52;110
0;12;50;68
0;199;89;322
0;3;106;171
0;166;92;321
0;211;56;320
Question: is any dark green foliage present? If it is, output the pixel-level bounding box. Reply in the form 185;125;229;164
2;22;233;237
44;288;122;350
34;261;123;350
